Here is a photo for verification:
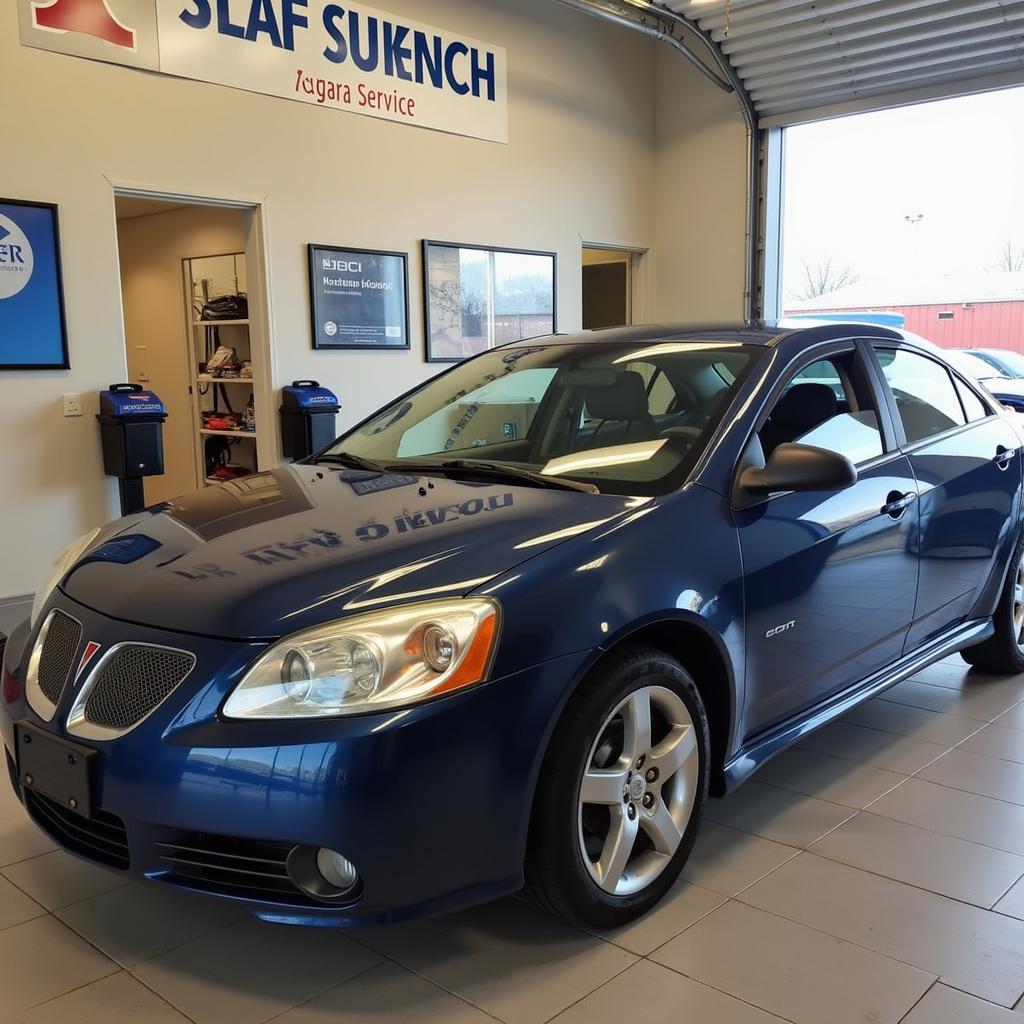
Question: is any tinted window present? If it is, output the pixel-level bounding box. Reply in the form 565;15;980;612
759;351;883;466
874;348;966;444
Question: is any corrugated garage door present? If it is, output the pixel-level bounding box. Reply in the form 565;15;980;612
665;0;1024;127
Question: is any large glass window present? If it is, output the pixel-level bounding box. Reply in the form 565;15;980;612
874;347;966;443
424;242;555;362
331;340;757;495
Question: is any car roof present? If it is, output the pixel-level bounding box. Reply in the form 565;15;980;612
501;320;906;350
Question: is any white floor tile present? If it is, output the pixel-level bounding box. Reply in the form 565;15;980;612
0;915;117;1015
680;821;799;895
652;900;933;1024
551;959;788;1023
920;748;1024;805
754;746;906;808
4;971;191;1024
593;879;724;955
902;983;1024;1022
3;849;130;911
704;780;855;847
0;873;45;931
388;896;636;1024
867;777;1024;856
270;961;496;1024
810;811;1024;907
131;918;382;1024
740;852;1024;1006
57;881;244;967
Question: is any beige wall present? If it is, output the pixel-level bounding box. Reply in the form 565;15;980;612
653;49;750;323
0;0;751;600
117;206;248;503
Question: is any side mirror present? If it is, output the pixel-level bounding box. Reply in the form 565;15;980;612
737;442;857;499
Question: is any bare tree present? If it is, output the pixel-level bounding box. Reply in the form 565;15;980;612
997;238;1024;273
795;256;861;300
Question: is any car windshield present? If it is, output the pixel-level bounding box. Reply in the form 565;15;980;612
324;338;758;495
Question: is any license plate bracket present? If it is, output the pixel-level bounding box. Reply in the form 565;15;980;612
15;722;94;818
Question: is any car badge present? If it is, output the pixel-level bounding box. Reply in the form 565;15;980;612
74;641;102;682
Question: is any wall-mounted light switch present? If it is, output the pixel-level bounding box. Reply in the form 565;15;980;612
63;393;82;417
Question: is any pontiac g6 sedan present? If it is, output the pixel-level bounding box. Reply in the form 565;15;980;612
4;322;1024;929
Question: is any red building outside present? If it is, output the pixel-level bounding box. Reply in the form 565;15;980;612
785;273;1024;353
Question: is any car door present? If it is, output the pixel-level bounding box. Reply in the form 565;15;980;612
869;343;1022;649
735;344;920;737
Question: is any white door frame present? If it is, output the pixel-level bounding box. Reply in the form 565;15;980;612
581;242;652;325
107;179;279;474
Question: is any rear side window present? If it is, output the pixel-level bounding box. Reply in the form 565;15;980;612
874;348;966;444
954;378;989;422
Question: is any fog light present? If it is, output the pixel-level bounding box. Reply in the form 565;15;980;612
316;847;358;891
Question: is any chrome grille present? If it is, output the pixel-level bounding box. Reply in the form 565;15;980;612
155;833;319;906
37;611;82;705
82;646;195;731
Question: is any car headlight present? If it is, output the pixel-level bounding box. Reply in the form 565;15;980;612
222;598;501;719
30;527;102;627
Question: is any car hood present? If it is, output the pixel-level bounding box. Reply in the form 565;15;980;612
61;466;638;639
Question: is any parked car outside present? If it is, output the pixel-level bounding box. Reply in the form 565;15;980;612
3;322;1023;929
957;348;1024;379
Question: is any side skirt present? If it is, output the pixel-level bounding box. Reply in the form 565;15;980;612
719;617;994;794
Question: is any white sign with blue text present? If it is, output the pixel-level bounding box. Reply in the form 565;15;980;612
18;1;509;143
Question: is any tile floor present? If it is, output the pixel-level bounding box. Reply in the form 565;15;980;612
3;653;1024;1023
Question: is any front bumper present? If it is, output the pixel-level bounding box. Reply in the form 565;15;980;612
1;594;588;926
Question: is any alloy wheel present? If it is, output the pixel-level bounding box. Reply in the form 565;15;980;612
577;685;699;896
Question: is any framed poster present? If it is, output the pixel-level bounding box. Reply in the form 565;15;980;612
424;240;556;363
308;245;410;351
0;199;69;370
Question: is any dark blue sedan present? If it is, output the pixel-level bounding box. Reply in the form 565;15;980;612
4;322;1024;929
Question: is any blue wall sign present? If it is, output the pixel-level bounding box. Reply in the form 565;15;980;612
308;245;410;350
0;199;69;370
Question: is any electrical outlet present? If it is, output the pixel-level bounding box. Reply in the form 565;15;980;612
62;393;82;417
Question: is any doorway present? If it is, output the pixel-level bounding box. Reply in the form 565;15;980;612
582;246;637;329
114;194;272;504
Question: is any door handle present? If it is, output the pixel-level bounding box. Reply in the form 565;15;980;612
994;446;1017;471
881;490;918;518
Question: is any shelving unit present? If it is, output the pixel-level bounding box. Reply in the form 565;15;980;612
183;253;263;486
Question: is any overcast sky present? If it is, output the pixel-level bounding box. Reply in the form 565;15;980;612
783;85;1024;303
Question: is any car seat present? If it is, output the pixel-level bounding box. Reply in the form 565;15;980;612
760;382;837;456
584;371;660;447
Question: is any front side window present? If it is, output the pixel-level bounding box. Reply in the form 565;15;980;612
759;350;884;466
331;340;758;495
874;347;967;444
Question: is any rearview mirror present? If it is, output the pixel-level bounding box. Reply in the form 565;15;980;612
737;442;857;499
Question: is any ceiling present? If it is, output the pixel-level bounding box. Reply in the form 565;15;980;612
664;0;1024;126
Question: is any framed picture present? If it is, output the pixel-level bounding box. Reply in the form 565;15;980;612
0;199;69;370
308;245;410;351
423;240;556;363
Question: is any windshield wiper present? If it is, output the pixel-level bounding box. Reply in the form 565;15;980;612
384;459;599;494
310;451;385;472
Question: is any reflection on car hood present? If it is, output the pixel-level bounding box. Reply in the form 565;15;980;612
61;466;639;639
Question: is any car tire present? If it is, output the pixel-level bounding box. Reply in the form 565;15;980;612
961;530;1024;674
525;645;709;929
